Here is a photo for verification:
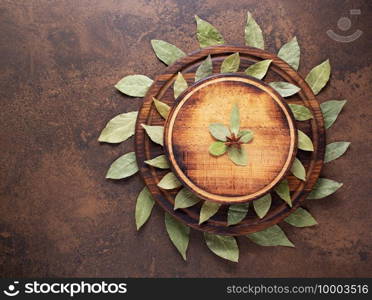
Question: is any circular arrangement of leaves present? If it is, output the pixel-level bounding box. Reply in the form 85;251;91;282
99;12;349;262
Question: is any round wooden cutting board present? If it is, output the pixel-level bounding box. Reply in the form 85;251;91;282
164;74;297;203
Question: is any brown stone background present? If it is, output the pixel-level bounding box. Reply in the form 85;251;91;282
0;0;371;277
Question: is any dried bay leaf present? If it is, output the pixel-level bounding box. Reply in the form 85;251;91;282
157;172;182;190
325;141;350;163
151;39;186;65
244;59;272;80
245;11;264;49
173;72;188;99
98;111;138;143
288;104;313;121
141;124;164;146
278;37;300;70
195;15;225;48
221;52;240;73
230;104;240;135
145;154;170;169
298;129;314;151
238;130;253;143
199;201;221;224
305;59;331;95
209;141;227;156
195;55;213;82
228;147;248;166
320;100;347;129
208;123;230;141
165;213;190;260
204;232;239;262
106;152;138;179
284;207;318;227
153;97;170;119
174;187;201;210
274;179;292;207
307;178;343;199
227;203;249;226
253;193;271;219
247;225;294;247
269;82;301;97
115;75;153;97
135;186;155;230
290;157;306;181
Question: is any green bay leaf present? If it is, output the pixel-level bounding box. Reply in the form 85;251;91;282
145;154;170;169
165;213;190;260
98;111;138;143
228;147;248;166
115;75;153;97
274;179;292;207
209;141;227;156
244;59;272;80
288;104;313;121
325;141;350;163
157;172;182;190
253;193;272;219
320;100;347;129
298;129;314;151
199;201;221;224
269;82;301;97
208;123;230;141
204;232;239;262
153;97;170;119
290;157;306;181
305;59;331;95
278;37;300;70
247;225;294;247
221;52;240;73
245;11;264;49
195;55;213;82
307;178;343;199
238;130;254;143
173;72;188;99
151;39;185;65
227;203;249;226
141;124;164;146
135;186;155;230
284;207;318;227
106;152;138;179
195;15;225;48
174;188;201;210
230;104;240;135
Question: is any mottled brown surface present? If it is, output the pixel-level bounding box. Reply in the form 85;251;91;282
0;0;371;277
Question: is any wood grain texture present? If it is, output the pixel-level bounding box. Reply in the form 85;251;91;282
135;45;325;235
165;74;297;203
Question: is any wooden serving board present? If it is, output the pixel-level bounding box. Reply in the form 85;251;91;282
135;45;325;235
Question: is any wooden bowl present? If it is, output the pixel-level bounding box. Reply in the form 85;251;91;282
164;73;297;203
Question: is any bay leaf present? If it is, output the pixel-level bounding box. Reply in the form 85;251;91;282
208;123;230;141
157;172;182;190
307;178;343;199
195;55;213;82
230;104;240;135
298;129;314;151
269;82;301;97
284;207;318;227
144;154;170;169
290;157;306;181
106;152;138;179
221;52;240;73
244;59;272;80
165;213;190;260
246;225;294;247
253;193;272;219
98;111;138;143
324;141;350;163
141;124;164;146
305;59;331;95
195;15;225;48
204;232;239;262
288;104;313;121
174;187;201;210
135;186;155;230
199;201;221;224
115;75;153;97
245;11;264;49
278;37;300;70
227;203;249;226
238;130;254;143
274;179;292;207
153;97;170;119
173;72;188;99
320;100;347;129
209;141;227;156
151;39;186;65
228;147;248;166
